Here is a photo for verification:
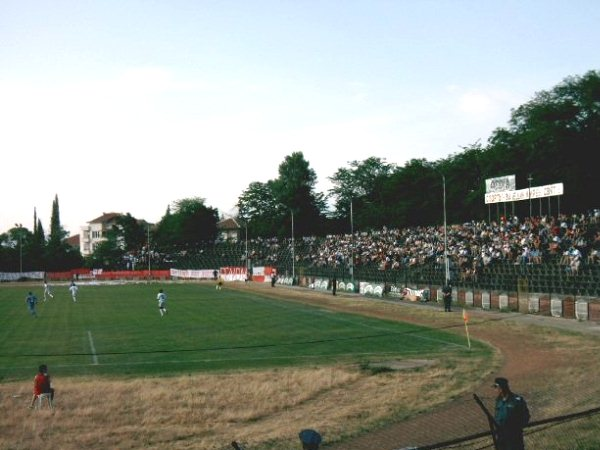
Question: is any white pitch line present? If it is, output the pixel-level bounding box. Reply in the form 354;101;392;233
87;330;99;365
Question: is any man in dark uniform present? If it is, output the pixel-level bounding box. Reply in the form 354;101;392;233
494;377;530;450
332;276;337;296
442;283;452;312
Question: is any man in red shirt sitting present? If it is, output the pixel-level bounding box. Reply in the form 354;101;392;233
29;364;54;409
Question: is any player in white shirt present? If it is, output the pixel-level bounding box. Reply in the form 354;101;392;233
69;282;79;302
43;281;54;302
157;289;167;316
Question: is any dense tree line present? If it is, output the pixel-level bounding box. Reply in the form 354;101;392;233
0;195;82;272
240;70;600;235
2;70;598;271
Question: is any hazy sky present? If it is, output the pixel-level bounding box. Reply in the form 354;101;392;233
1;0;598;236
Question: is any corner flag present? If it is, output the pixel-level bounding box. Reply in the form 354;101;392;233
463;308;471;349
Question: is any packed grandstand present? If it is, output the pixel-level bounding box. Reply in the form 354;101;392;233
107;210;600;297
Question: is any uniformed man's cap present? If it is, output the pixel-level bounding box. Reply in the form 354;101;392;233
493;377;509;389
299;429;322;447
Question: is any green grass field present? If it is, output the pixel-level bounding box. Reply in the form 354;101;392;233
0;282;481;381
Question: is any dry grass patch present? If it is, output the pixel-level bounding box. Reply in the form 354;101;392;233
1;353;489;450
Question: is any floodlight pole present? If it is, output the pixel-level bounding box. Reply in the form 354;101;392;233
147;223;151;277
291;210;295;282
528;174;533;218
350;199;354;285
245;221;249;276
442;176;449;284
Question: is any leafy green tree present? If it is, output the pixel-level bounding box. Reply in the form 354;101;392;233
495;70;600;214
270;152;327;237
154;198;219;248
174;198;219;245
154;205;176;248
328;157;395;219
237;181;280;237
85;234;125;270
1;225;32;272
113;213;147;251
85;213;148;270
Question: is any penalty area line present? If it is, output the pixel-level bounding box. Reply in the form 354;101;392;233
87;330;99;365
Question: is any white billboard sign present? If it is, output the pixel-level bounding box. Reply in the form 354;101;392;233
485;188;530;204
485;175;516;193
484;183;564;204
529;183;564;199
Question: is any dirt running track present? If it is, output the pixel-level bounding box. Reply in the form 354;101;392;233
233;283;600;449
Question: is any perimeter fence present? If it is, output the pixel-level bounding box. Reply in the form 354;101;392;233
386;372;600;450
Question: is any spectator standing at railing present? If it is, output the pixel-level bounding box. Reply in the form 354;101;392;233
442;283;452;312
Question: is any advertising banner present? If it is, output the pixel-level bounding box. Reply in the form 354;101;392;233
485;183;564;204
485;188;530;204
485;175;516;193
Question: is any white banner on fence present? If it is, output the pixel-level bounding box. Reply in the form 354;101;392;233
220;266;248;281
485;175;516;193
170;269;215;279
0;271;45;281
359;282;384;297
485;183;563;204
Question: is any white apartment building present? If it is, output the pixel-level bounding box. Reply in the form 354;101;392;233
79;212;122;256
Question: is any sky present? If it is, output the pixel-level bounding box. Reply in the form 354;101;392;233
1;0;599;237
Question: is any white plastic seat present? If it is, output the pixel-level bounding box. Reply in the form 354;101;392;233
36;393;53;410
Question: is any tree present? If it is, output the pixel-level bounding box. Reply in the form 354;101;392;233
29;209;47;270
85;234;126;269
113;213;147;251
173;198;219;245
0;225;32;272
154;205;176;248
45;195;80;270
270;152;327;237
485;70;600;215
154;198;219;248
237;181;280;237
328;157;395;220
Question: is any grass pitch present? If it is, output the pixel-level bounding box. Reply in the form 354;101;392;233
0;282;480;381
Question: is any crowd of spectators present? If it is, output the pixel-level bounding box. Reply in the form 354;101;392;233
122;210;600;282
235;210;600;281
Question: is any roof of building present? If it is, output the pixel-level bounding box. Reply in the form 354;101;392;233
88;212;122;224
217;217;241;230
65;234;80;248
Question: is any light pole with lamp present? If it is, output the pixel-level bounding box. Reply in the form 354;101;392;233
350;199;354;287
147;223;151;277
527;174;533;218
277;204;296;282
291;209;295;282
442;176;449;284
245;220;249;279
